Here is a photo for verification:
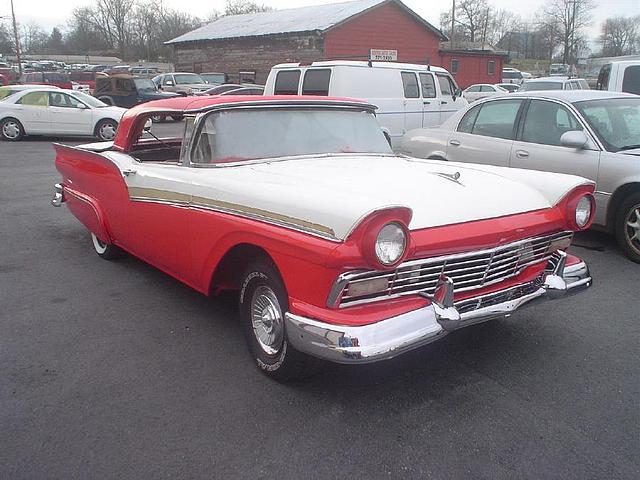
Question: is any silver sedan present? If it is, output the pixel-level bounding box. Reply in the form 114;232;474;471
400;90;640;262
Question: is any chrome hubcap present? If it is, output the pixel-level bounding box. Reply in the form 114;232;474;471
99;123;116;140
250;286;284;356
625;205;640;252
2;121;20;139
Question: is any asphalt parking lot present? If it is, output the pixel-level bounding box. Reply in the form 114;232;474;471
1;125;639;479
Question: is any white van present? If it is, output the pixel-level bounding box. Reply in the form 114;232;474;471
264;61;467;147
596;61;640;95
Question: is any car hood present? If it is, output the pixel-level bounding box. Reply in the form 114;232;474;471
141;90;180;99
97;105;127;119
179;155;591;240
181;83;210;90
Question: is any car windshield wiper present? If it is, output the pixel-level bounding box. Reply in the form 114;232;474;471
618;144;640;151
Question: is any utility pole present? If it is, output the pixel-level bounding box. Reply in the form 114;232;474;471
450;0;456;49
10;0;22;76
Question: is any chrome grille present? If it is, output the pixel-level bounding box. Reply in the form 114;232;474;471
337;231;573;307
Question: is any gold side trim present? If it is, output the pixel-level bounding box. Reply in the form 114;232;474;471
127;186;337;240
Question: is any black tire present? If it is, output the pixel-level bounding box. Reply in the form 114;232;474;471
615;192;640;263
0;117;25;141
95;119;118;141
151;115;166;123
171;115;183;122
91;233;123;261
239;258;319;382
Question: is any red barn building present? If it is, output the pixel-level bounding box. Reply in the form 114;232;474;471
167;0;505;88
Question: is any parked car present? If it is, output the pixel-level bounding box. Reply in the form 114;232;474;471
400;90;640;261
495;83;520;93
94;75;181;108
70;71;106;93
265;61;467;147
502;68;524;85
220;86;264;96
463;84;508;102
0;88;125;141
129;67;159;77
596;61;640;95
152;73;210;95
199;72;228;85
21;71;72;89
520;76;590;92
0;84;60;100
51;95;594;380
199;84;245;95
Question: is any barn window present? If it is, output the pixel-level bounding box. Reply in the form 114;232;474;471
401;72;419;98
488;60;496;75
274;70;301;95
450;58;459;75
302;69;331;95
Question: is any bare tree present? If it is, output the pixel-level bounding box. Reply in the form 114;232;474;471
599;15;639;56
21;22;48;54
541;0;594;64
224;0;272;16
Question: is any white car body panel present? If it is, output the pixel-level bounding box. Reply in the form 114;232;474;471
103;151;591;241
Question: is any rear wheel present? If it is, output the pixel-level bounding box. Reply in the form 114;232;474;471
95;119;118;141
0;117;24;141
616;192;640;263
239;258;319;382
151;114;166;123
91;233;123;260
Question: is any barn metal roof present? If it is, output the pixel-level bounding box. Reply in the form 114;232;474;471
166;0;444;44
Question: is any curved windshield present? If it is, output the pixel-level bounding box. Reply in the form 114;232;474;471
191;108;392;164
133;78;157;91
520;81;564;91
575;97;640;152
174;73;204;85
72;91;108;108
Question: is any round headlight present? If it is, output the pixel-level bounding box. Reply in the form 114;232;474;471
375;223;406;265
575;195;592;228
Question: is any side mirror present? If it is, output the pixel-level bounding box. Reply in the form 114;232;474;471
165;80;174;86
77;103;87;110
560;130;588;149
143;119;152;132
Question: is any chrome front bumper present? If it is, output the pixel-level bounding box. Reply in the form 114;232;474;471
285;252;591;364
51;183;65;207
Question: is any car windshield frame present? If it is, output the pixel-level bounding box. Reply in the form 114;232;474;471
186;105;393;167
174;73;205;85
71;91;109;108
573;97;640;153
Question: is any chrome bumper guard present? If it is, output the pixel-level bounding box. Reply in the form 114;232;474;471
51;183;65;207
285;252;591;364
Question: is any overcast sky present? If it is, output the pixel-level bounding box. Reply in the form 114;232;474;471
5;0;640;43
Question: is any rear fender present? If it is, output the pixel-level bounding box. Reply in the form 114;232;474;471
54;143;128;242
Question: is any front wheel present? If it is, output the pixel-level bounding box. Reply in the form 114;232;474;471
616;192;640;263
239;258;319;382
95;119;118;141
1;117;24;141
91;233;123;260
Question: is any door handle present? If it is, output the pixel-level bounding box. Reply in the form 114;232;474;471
423;101;431;105
122;168;137;177
441;100;448;105
449;139;461;147
515;150;529;158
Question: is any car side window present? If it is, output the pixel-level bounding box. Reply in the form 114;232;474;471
470;100;522;139
17;91;49;107
162;75;173;85
49;92;81;108
521;100;582;146
419;73;436;98
437;74;453;96
622;66;640;95
467;86;481;92
401;72;419;98
301;69;331;96
274;70;301;95
480;86;493;92
457;104;481;133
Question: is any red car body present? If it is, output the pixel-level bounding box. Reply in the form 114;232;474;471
52;95;595;378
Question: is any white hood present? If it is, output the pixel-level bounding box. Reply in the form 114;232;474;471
184;155;592;240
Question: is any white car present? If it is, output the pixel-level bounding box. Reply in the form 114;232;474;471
0;88;126;142
463;84;508;102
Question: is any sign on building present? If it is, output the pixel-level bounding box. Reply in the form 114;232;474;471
370;49;398;61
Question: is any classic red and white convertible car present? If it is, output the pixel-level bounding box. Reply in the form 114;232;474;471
52;95;594;381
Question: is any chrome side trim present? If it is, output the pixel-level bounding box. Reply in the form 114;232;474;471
286;257;592;364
